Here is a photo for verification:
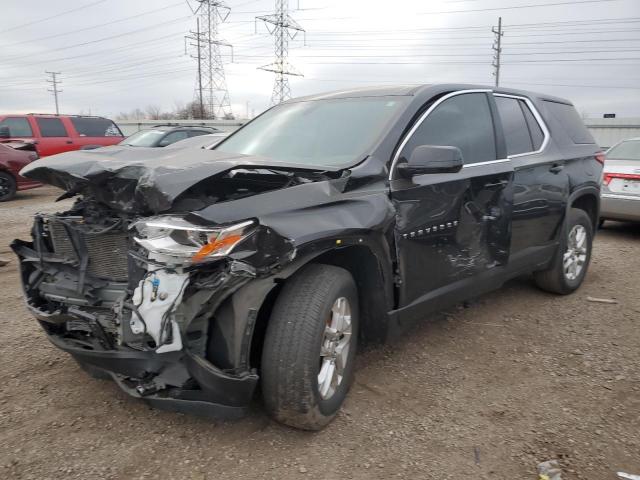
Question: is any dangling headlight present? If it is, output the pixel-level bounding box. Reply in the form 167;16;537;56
132;216;255;264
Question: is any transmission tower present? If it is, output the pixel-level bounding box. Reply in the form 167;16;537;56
257;0;305;105
186;1;233;119
492;17;503;87
45;71;62;115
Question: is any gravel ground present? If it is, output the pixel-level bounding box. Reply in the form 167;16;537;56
1;186;639;480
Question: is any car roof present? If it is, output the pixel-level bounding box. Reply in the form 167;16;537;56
285;83;573;106
149;124;218;131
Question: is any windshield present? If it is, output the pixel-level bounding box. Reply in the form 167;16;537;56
120;130;165;147
607;140;640;160
215;96;408;167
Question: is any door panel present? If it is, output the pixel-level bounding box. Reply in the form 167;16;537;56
34;117;73;156
392;162;513;307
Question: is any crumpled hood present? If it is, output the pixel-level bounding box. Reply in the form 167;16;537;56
20;146;340;213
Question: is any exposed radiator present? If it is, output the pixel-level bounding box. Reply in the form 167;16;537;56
48;219;130;282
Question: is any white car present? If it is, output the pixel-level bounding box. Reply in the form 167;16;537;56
600;138;640;225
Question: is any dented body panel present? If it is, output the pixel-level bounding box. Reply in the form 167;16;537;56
13;84;602;418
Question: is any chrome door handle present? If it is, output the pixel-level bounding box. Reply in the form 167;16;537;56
549;164;564;174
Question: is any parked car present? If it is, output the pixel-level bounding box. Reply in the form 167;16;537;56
119;125;220;148
0;114;123;157
165;132;229;150
13;85;603;430
0;141;40;201
600;137;640;225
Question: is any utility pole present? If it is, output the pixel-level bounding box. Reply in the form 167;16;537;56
45;71;62;115
492;17;503;88
257;0;305;105
185;1;233;119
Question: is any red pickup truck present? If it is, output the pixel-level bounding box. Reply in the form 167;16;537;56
0;114;123;157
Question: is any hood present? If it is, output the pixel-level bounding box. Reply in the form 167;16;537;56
20;146;342;213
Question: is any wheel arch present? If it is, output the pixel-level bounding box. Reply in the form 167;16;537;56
569;187;600;233
248;243;395;370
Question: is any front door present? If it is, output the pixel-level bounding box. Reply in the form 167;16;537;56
34;116;73;156
390;91;513;312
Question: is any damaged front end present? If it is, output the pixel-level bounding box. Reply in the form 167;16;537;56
12;196;295;418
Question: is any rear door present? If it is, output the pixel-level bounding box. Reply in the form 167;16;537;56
390;90;513;311
34;116;73;156
493;94;569;263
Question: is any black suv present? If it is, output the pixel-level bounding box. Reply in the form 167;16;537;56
119;125;220;148
13;84;603;430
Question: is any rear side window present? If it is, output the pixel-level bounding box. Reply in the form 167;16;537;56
521;103;544;150
495;97;533;156
70;117;122;137
188;130;210;138
36;117;68;137
0;117;33;137
543;101;595;144
401;93;496;165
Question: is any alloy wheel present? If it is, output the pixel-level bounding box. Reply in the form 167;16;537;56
318;297;353;400
563;224;588;281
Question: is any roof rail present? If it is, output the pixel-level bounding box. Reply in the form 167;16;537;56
151;123;218;129
25;113;108;119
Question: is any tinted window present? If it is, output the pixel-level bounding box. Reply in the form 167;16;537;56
121;130;165;147
159;131;189;146
543;101;595;144
521;101;544;150
401;93;496;165
607;140;640;160
495;97;533;155
0;117;33;137
70;117;122;137
188;130;210;138
36;117;68;137
216;97;408;167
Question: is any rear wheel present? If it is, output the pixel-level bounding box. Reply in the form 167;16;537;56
0;171;17;202
534;208;593;294
261;264;358;430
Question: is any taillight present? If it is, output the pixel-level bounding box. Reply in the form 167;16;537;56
603;172;640;186
595;152;606;164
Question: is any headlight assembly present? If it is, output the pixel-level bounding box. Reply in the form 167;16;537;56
132;216;255;264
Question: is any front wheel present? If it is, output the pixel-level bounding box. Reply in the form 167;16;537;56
261;264;359;430
0;171;17;202
534;208;593;294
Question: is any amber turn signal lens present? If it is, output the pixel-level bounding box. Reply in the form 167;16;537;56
192;234;243;263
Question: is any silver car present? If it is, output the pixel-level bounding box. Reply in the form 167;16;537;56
600;138;640;225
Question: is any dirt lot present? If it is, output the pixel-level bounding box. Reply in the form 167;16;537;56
0;186;638;480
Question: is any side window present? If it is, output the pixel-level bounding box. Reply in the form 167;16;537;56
0;117;33;137
36;117;68;137
188;130;209;138
495;96;533;156
69;117;122;137
401;93;496;165
520;101;544;151
543;100;595;144
158;131;188;146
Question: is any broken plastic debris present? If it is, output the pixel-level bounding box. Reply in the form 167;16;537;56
586;296;618;304
537;460;562;480
617;473;640;480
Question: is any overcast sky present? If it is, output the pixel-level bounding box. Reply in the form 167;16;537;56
1;0;639;119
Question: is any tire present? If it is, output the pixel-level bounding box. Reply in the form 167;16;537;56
75;360;112;380
534;208;593;295
261;263;359;430
0;171;17;202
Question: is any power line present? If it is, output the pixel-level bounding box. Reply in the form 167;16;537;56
0;0;108;34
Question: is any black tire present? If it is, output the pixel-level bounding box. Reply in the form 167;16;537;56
75;360;112;380
261;263;359;430
0;171;17;202
534;208;593;295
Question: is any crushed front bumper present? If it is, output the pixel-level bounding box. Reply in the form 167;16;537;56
49;334;258;419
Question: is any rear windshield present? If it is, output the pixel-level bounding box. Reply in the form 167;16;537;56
607;140;640;160
543;101;595;144
120;130;165;147
70;117;122;137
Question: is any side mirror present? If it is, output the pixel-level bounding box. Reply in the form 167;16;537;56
397;145;464;178
0;126;10;138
